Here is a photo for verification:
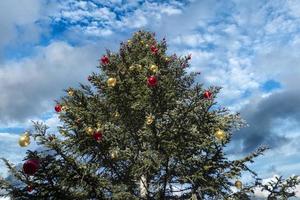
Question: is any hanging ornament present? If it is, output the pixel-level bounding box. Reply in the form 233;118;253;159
215;129;226;141
23;159;40;176
86;127;94;135
88;76;92;81
140;40;144;45
27;185;33;193
93;131;103;141
147;76;158;87
203;91;212;99
235;180;243;189
107;77;117;87
55;104;62;113
165;57;170;62
151;45;158;54
19;132;30;147
127;40;131;44
101;55;109;65
136;64;142;71
110;149;119;159
149;64;158;73
68;89;74;96
114;111;120;118
146;114;155;125
129;65;135;71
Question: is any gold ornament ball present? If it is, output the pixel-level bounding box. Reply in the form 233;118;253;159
146;115;154;125
165;57;170;62
215;129;226;141
150;64;158;73
136;64;142;71
140;40;144;44
129;65;135;71
86;127;94;135
235;180;243;189
68;90;74;96
110;149;119;159
19;132;30;147
107;77;117;87
145;44;149;48
114;111;120;118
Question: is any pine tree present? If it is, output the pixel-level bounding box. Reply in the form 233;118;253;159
0;30;299;199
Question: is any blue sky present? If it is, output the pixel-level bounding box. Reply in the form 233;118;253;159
0;0;300;198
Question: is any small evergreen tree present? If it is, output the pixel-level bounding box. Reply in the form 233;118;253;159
0;31;299;199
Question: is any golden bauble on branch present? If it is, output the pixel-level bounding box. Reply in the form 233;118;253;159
215;129;226;141
235;180;243;189
129;65;135;71
114;111;120;118
68;89;74;96
149;64;158;73
107;77;117;87
146;114;155;125
19;132;30;147
86;127;94;135
110;149;119;159
136;64;142;71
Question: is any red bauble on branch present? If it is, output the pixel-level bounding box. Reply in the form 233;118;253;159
147;76;158;87
203;91;212;99
23;159;40;176
54;104;62;113
93;131;103;141
27;185;33;192
150;45;158;54
100;55;109;65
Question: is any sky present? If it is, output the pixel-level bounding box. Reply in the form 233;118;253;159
0;0;299;198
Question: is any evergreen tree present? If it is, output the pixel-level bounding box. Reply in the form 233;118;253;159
0;30;299;199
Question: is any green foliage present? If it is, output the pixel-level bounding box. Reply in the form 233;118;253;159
0;30;298;199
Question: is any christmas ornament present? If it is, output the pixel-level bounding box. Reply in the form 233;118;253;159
62;105;68;111
107;77;117;87
136;64;142;71
86;127;94;135
23;159;40;176
149;64;158;73
146;114;154;125
147;76;157;87
127;40;131;44
151;45;158;54
165;57;170;62
88;76;92;81
19;132;30;147
68;89;74;96
203;91;212;99
215;129;226;141
101;55;109;65
110;149;119;159
27;185;33;192
114;111;120;118
55;104;62;112
145;44;149;48
140;40;144;44
93;131;103;141
235;180;243;189
129;65;135;71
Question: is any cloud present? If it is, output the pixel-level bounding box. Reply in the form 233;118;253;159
0;41;100;125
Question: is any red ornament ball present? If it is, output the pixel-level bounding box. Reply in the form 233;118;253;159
93;131;103;141
203;91;212;99
147;76;158;87
101;55;109;65
27;185;33;192
54;104;62;112
23;159;40;176
150;45;158;54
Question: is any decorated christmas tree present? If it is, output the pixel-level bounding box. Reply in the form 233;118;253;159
0;31;299;199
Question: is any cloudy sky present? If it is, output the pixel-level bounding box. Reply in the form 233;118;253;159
0;0;299;198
